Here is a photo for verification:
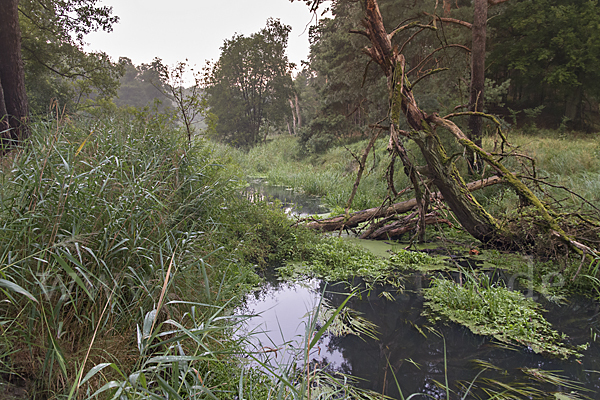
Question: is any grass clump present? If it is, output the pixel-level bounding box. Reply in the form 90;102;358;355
423;273;587;359
0;108;323;398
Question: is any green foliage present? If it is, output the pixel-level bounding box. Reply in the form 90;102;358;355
19;0;123;114
389;249;447;271
0;108;321;397
423;273;588;359
150;58;216;142
115;57;172;112
277;236;400;286
489;0;600;128
206;18;294;148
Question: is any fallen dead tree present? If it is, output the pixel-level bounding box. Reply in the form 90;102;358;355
359;211;453;240
305;175;503;232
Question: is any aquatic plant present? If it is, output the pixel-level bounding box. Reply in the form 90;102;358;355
277;236;402;287
423;273;587;359
389;249;447;272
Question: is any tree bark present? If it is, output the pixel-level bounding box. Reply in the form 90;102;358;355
295;93;302;129
468;0;487;161
0;76;9;136
0;0;30;151
289;98;297;135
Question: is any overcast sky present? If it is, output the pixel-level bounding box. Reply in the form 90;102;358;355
85;0;322;73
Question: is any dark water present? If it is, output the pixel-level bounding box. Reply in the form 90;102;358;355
239;182;600;398
242;178;329;217
240;274;600;399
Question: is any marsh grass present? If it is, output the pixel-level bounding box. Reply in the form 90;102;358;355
218;135;406;211
226;131;600;221
0;108;324;398
0;109;238;395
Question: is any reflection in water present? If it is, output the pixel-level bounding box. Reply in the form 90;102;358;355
239;180;600;398
242;179;329;217
239;274;600;398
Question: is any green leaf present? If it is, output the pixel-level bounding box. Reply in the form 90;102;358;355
0;279;38;303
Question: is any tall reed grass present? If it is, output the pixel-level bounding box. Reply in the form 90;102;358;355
0;108;299;398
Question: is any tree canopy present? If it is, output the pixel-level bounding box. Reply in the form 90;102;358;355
18;0;123;113
205;18;295;147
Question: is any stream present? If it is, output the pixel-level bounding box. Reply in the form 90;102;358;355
240;180;600;398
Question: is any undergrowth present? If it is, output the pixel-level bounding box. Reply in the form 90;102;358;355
0;108;329;399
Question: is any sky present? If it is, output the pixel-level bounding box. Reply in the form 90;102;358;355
84;0;323;74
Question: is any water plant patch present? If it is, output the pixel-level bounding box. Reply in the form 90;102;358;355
423;274;588;359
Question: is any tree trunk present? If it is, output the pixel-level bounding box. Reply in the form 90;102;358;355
288;98;297;135
468;0;487;167
295;93;302;129
443;0;452;16
0;76;9;137
360;0;511;245
565;86;582;128
0;0;30;150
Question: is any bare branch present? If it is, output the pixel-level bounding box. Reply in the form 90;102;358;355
424;12;473;29
407;44;470;76
412;68;449;88
389;21;436;40
349;29;370;39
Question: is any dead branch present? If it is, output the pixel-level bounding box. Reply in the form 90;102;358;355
424;12;473;29
518;175;600;215
407;44;471;76
389;21;436;39
305;175;503;232
362;211;453;240
345;129;383;213
429;113;600;261
412;68;449;88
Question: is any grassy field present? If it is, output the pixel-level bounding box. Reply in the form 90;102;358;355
2;114;599;398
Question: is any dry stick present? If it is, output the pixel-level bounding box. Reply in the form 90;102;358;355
150;251;176;338
518;175;600;216
390;125;428;242
344;128;382;215
74;287;116;391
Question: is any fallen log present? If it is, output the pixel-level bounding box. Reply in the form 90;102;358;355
360;211;453;240
305;175;503;232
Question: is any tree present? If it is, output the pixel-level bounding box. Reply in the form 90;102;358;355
151;58;215;143
488;0;600;129
0;0;29;150
206;18;294;147
19;0;122;114
297;0;598;261
115;57;170;111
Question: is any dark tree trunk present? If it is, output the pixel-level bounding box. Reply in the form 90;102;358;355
468;0;487;167
0;0;29;150
0;76;9;136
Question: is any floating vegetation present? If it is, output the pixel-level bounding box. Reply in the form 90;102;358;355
423;273;588;359
277;236;402;287
389;249;448;272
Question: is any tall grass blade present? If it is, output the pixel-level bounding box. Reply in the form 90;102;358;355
0;278;38;303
